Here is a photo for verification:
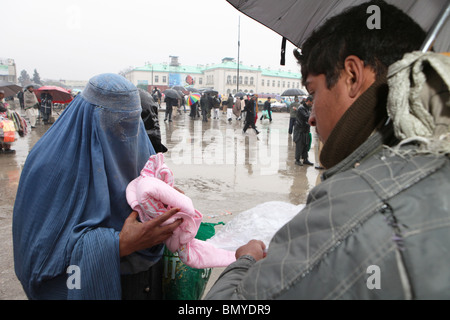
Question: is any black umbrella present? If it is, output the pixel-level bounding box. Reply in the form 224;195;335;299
171;85;187;92
163;89;181;99
281;88;308;97
202;89;219;95
0;81;22;97
186;87;201;93
234;91;247;98
226;0;450;53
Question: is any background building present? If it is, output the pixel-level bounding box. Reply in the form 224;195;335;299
0;58;17;83
125;57;305;98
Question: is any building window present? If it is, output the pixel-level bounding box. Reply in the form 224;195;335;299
199;78;203;85
278;81;280;87
287;82;290;88
163;76;167;83
155;75;159;83
233;76;237;84
244;77;248;85
239;76;242;85
272;80;275;87
227;75;232;84
250;77;254;85
282;81;285;88
261;79;264;86
267;79;270;87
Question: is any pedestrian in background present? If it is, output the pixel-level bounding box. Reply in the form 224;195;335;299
260;96;272;122
139;89;167;153
243;95;259;135
23;85;39;128
200;92;209;122
226;93;234;122
164;96;177;122
294;96;313;166
233;95;242;120
288;96;300;135
40;91;53;125
212;94;221;119
17;89;24;110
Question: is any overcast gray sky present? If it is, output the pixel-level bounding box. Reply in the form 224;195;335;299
4;0;301;81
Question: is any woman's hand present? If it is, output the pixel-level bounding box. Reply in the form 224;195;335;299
119;208;183;257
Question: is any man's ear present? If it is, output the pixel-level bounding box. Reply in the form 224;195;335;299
343;55;367;99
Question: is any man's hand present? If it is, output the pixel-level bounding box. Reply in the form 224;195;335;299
119;208;183;257
235;240;267;261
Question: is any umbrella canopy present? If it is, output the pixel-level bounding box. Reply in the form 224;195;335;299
171;85;187;92
0;81;22;97
163;89;181;99
234;92;247;98
281;88;308;96
202;89;219;95
186;86;201;93
186;93;201;106
226;0;450;53
35;86;73;104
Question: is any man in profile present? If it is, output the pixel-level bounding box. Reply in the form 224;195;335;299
206;0;450;299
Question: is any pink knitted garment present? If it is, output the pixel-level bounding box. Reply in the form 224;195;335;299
126;153;236;269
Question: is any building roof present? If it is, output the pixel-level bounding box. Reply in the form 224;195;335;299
132;59;301;80
134;63;203;74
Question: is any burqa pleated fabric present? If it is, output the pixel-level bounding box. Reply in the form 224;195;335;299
13;73;162;299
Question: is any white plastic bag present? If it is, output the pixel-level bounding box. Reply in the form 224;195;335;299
206;201;305;251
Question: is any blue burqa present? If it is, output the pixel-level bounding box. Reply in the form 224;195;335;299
13;73;162;299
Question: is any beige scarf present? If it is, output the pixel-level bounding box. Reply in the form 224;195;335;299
24;90;38;109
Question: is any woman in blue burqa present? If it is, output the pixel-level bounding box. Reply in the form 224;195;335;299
13;73;182;299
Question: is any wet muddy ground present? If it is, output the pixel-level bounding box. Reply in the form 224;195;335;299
0;106;320;299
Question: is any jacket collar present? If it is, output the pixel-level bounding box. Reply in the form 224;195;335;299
320;77;390;169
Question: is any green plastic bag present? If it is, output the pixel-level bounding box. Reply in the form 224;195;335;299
162;222;224;300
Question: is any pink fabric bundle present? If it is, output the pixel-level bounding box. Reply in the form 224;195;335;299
126;153;236;269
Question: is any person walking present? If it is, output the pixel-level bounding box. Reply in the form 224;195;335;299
212;94;221;119
260;97;272;122
243;95;259;135
40;91;53;125
233;95;242;120
226;93;234;122
163;96;176;122
17;89;24;110
253;94;259;124
288;96;300;135
294;96;313;166
23;85;39;128
239;96;245;120
200;93;209;122
313;127;324;169
189;101;199;119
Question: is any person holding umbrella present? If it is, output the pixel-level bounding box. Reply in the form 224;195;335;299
206;1;450;299
40;91;53;125
293;96;313;166
23;85;39;128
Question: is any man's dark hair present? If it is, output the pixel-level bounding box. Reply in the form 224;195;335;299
295;0;426;88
